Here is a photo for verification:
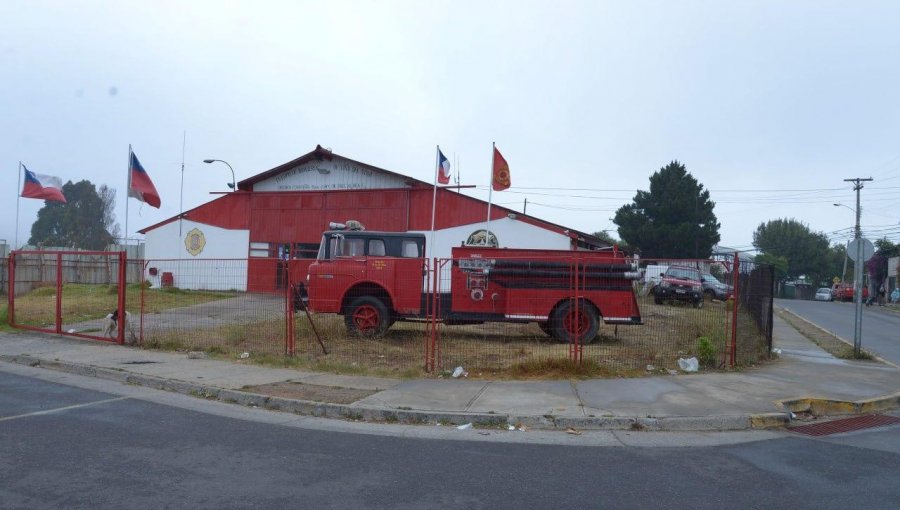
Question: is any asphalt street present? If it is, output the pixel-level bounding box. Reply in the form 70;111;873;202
777;298;900;365
2;363;899;510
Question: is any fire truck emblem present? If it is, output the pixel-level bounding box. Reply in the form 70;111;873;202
184;228;206;256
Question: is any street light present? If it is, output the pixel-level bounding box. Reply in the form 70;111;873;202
203;159;236;190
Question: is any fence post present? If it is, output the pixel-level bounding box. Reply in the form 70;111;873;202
426;258;438;373
284;263;295;357
54;253;62;334
7;252;14;325
140;260;147;345
117;251;126;345
729;252;740;367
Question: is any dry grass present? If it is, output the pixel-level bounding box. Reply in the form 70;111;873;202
136;295;770;378
776;308;875;360
10;283;237;327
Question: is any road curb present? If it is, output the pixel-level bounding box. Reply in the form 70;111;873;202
777;393;900;417
0;353;774;431
1;354;892;433
777;308;900;369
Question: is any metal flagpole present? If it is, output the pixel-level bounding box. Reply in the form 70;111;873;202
179;131;186;236
125;145;131;245
429;145;440;260
15;161;22;249
485;142;494;245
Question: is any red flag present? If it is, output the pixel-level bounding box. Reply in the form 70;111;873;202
21;166;67;203
491;146;510;191
128;150;161;208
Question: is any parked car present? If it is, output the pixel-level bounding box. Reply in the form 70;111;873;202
700;273;733;301
814;287;833;301
654;266;704;308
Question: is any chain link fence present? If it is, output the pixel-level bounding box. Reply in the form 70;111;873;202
7;252;774;375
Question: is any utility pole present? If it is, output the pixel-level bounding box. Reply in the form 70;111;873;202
844;177;872;356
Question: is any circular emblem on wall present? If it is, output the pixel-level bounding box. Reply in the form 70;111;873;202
184;228;206;256
465;229;498;247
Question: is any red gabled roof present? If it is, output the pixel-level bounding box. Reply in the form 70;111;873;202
237;144;430;191
140;144;610;249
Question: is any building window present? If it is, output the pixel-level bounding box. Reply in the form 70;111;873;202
292;243;320;259
249;242;270;258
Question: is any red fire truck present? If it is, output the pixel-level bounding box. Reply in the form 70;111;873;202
301;223;643;344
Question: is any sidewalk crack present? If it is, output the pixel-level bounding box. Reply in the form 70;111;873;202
464;382;492;411
570;380;587;417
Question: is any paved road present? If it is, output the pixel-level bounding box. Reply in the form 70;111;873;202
2;363;899;509
777;298;900;365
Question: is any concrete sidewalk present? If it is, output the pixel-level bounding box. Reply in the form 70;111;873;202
1;315;898;431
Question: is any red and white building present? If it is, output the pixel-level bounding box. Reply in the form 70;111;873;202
139;145;609;292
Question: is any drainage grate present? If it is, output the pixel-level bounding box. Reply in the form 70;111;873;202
789;414;900;436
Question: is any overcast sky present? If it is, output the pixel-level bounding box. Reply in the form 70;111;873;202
3;0;899;252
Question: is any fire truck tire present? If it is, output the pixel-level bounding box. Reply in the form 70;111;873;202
344;296;391;337
538;321;552;336
551;300;599;345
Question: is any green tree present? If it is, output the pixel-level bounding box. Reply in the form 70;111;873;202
754;252;789;282
29;180;118;249
591;230;618;245
752;219;830;283
613;161;720;258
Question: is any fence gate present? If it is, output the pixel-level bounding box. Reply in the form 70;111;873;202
7;250;129;344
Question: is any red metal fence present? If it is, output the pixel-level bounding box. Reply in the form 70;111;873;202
7;250;134;344
7;252;774;375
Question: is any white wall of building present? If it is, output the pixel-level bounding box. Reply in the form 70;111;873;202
417;217;571;260
143;220;250;291
254;159;410;192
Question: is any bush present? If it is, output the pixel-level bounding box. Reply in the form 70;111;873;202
696;336;717;367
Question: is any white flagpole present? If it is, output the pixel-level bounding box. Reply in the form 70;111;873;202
429;145;440;260
485;142;494;246
179;131;186;237
125;145;131;245
15;161;22;249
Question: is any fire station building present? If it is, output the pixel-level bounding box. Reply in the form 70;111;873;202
139;145;607;292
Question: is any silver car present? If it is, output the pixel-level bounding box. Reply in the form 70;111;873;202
814;287;833;301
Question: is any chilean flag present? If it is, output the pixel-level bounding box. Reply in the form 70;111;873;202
21;166;67;203
437;149;451;184
128;149;161;208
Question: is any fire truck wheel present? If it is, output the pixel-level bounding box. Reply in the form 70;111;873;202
345;296;391;337
538;321;552;336
551;301;599;345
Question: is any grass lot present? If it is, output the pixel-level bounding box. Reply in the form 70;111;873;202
139;296;770;379
6;283;771;378
9;283;237;327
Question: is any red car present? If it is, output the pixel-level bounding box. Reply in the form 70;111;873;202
831;283;869;302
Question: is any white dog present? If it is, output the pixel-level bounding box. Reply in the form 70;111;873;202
103;310;137;344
